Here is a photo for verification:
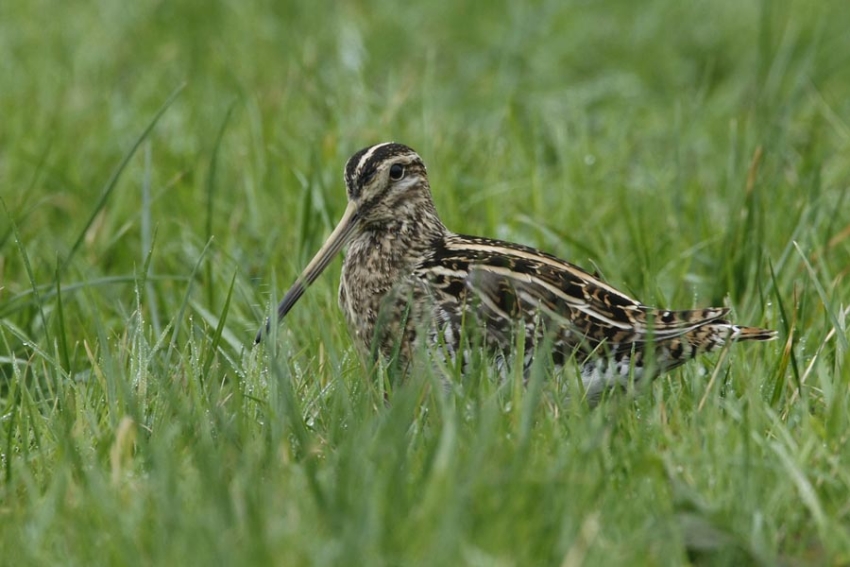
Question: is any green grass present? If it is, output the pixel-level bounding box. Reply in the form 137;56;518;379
2;0;850;564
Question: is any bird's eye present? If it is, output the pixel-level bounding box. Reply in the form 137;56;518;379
389;164;405;181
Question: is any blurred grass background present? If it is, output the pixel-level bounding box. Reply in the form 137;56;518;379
1;0;849;564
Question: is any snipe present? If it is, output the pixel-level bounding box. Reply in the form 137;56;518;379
256;142;775;401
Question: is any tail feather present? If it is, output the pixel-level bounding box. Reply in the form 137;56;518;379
728;324;777;342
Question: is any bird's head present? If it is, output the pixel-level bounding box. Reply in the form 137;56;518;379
255;142;441;343
343;142;433;225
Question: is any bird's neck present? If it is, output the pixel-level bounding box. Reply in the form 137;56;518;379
382;199;446;249
346;201;447;278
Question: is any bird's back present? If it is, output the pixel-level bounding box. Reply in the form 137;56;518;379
410;233;774;394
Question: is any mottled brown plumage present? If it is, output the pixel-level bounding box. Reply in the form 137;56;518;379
257;142;775;401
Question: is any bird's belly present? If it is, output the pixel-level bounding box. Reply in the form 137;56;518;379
339;267;453;363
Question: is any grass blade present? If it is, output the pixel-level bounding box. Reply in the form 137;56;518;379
1;197;50;347
58;83;186;277
202;269;237;379
205;103;237;308
165;238;214;364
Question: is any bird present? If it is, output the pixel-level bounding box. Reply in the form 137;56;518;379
256;142;775;402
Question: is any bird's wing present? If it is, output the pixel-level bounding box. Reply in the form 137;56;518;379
427;235;729;347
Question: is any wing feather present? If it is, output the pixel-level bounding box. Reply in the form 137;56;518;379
426;234;730;346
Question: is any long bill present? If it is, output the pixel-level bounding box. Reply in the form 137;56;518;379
255;201;360;344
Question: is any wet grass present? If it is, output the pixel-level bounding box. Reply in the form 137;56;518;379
1;0;849;564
